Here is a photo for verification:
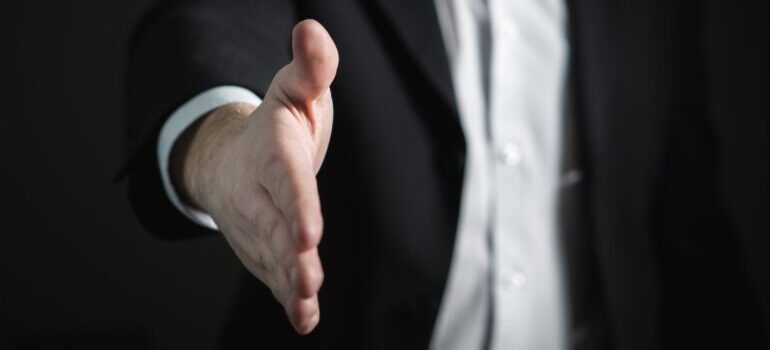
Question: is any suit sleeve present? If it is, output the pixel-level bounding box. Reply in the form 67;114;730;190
123;0;297;239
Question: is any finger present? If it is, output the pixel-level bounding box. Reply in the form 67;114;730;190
286;293;320;335
224;225;293;307
292;248;324;298
222;188;298;293
259;142;324;251
246;187;311;286
228;227;320;336
276;19;339;105
245;187;324;302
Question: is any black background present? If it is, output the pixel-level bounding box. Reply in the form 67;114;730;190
1;2;242;348
0;1;767;349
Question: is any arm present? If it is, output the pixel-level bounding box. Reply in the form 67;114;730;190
124;0;295;239
125;0;337;335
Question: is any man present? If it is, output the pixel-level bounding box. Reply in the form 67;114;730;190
124;0;768;349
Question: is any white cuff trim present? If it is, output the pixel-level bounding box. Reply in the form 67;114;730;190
157;85;263;230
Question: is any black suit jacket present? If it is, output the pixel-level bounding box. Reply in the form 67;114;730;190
124;0;768;348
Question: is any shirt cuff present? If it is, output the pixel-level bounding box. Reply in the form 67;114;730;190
157;86;263;230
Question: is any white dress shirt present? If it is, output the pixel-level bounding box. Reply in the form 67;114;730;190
157;1;570;349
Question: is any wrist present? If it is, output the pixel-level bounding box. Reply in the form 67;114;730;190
170;102;256;212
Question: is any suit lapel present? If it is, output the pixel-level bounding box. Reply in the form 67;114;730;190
368;0;457;113
364;0;680;347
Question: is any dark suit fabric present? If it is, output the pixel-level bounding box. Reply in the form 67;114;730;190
124;0;768;349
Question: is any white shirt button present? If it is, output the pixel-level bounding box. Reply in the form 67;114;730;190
495;18;520;40
501;270;527;291
497;142;522;166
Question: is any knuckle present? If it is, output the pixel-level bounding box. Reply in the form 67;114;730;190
307;264;324;293
296;218;323;248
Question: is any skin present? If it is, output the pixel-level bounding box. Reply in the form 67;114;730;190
170;19;338;335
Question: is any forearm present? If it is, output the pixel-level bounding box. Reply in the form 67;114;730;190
124;0;294;238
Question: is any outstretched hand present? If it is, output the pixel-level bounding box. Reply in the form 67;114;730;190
172;19;338;334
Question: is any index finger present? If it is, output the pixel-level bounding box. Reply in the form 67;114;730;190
259;136;324;251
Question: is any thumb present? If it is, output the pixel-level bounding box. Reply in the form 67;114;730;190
275;19;339;104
